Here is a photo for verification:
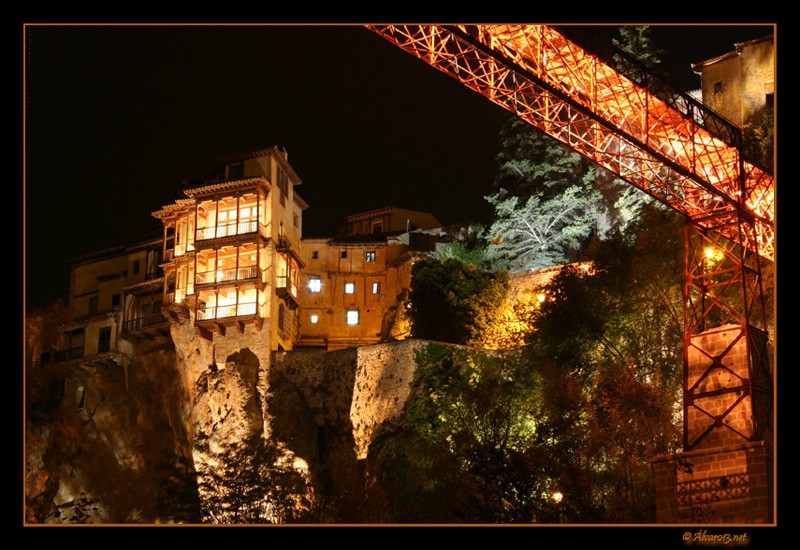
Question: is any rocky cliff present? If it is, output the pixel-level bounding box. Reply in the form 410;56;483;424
25;310;429;524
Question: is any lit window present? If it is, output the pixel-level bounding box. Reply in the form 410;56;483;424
310;314;319;324
345;282;355;294
366;251;376;262
308;276;322;293
346;310;359;325
372;282;379;294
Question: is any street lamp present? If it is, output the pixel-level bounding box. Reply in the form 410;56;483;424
552;491;564;523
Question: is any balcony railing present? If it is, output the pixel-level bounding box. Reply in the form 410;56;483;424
54;346;84;362
195;220;260;241
195;265;259;285
276;275;298;297
123;312;168;332
196;301;257;321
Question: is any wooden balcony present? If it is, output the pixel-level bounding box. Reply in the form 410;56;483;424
276;275;300;309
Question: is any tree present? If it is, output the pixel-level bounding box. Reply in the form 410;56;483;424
196;435;312;524
612;25;666;75
526;202;685;522
407;258;508;348
742;108;774;170
484;184;601;272
367;344;554;523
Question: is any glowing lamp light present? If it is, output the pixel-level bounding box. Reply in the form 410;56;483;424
552;491;563;504
537;293;546;303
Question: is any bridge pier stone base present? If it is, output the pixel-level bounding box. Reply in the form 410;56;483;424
651;440;773;524
651;324;774;523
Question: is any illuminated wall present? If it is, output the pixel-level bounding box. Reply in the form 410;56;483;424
693;35;774;128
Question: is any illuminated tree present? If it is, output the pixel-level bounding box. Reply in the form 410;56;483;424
367;344;555;523
484;182;601;272
527;203;685;522
743;108;774;170
407;258;508;347
196;436;312;524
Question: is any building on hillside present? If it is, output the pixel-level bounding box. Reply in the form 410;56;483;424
151;146;307;350
44;233;164;373
691;34;774;129
297;208;449;351
343;206;441;236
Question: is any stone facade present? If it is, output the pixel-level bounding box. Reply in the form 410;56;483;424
692;34;774;129
651;441;773;524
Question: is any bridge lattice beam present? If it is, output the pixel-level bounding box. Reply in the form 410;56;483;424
367;24;774;262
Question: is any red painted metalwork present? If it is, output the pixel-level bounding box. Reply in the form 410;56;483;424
368;24;774;449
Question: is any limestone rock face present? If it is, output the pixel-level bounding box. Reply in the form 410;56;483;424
27;342;197;524
26;304;440;524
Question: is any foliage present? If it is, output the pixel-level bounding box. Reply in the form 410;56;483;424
408;258;509;348
612;25;666;74
367;344;556;523
526;203;685;521
196;436;312;524
370;203;686;523
742;108;774;170
433;224;491;266
484;184;601;272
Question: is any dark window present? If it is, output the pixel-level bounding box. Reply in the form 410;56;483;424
133;259;140;274
89;296;98;314
229;162;244;179
713;81;722;94
766;92;774;107
312;250;319;259
341;250;347;259
278;303;285;331
98;327;111;353
112;294;121;307
278;168;288;206
372;222;383;233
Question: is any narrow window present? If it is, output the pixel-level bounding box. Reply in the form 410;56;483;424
346;310;359;325
133;259;140;275
308;276;322;293
340;250;347;259
372;282;380;295
229;162;244;179
98;326;111;353
112;293;121;307
344;282;355;294
365;251;376;262
89;296;98;314
278;303;285;331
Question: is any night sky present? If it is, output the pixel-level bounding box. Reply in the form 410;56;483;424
23;23;776;311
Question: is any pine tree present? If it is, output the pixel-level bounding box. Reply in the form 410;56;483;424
483;116;601;272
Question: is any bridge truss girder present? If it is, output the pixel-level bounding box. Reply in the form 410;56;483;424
368;24;775;450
